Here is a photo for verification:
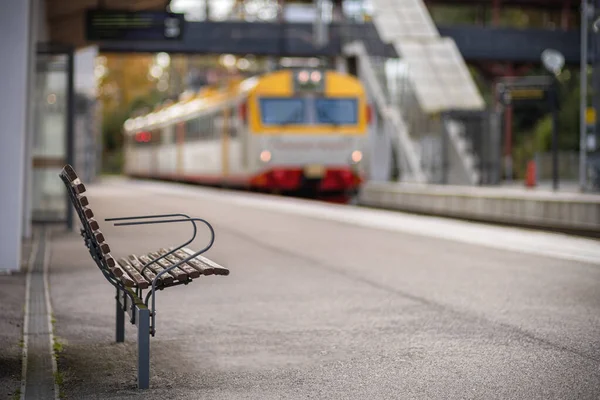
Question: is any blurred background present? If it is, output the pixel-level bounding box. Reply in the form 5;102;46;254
5;0;600;241
87;0;596;188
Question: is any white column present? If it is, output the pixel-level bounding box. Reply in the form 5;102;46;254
23;0;42;240
0;0;32;271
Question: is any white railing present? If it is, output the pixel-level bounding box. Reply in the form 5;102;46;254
344;41;427;183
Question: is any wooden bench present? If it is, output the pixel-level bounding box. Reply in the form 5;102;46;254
58;164;229;389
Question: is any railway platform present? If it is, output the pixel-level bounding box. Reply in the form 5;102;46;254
3;177;600;399
359;181;600;236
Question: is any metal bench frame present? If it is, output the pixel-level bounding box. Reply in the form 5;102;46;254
59;165;225;389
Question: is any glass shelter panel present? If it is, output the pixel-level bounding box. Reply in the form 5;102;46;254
32;53;72;222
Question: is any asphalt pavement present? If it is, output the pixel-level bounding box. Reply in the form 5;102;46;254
47;178;600;399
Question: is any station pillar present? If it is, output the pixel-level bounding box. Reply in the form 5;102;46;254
0;0;32;271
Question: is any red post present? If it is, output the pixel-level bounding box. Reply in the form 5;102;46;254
525;160;537;187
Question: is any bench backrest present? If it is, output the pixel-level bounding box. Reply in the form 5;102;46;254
59;164;124;279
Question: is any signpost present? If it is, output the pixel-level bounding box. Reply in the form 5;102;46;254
85;10;185;42
541;49;565;190
497;76;553;106
496;74;561;189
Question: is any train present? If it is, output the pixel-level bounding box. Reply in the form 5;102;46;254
122;68;371;197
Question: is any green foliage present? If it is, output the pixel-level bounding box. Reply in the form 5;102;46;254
54;371;66;399
101;89;165;174
53;337;64;357
528;71;583;152
52;337;67;398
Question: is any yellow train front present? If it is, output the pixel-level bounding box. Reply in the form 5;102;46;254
247;68;369;196
123;68;370;197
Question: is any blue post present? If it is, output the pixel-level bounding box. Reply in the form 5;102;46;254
116;288;125;343
137;306;150;389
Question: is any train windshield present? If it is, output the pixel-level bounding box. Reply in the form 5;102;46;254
259;97;359;126
315;98;358;125
259;98;307;125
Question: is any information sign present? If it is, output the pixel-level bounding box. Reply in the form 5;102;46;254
85;10;185;41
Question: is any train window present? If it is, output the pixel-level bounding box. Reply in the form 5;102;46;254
150;129;161;144
199;116;208;139
162;125;174;144
185;117;200;141
315;98;358;125
259;98;307;125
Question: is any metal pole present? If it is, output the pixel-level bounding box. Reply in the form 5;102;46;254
66;48;75;230
313;0;328;48
552;80;560;190
137;306;150;389
116;288;125;343
580;0;588;191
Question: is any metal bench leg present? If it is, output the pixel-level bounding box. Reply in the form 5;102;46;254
116;288;125;343
137;307;150;389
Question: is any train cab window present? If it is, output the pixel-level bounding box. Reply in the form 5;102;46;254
259;98;307;125
315;98;358;125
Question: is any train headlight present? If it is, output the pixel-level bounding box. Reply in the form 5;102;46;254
260;150;272;163
351;150;363;163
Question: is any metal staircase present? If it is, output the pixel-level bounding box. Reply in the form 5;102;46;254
346;0;486;185
344;41;426;183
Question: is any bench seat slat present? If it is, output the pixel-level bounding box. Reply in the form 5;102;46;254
94;231;105;244
148;251;198;280
180;247;229;276
120;256;159;285
81;206;94;220
104;254;133;286
62;164;79;182
134;255;175;286
88;218;100;232
139;254;187;282
116;258;149;289
156;248;205;278
71;181;86;195
99;242;111;255
104;254;124;278
146;253;188;281
169;248;215;276
78;195;89;207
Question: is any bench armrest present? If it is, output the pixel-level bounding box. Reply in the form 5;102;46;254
105;213;198;276
106;213;216;336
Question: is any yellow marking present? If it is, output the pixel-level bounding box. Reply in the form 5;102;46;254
586;107;596;125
